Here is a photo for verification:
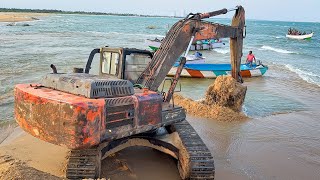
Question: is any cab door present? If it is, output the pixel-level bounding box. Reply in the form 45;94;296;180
99;48;123;79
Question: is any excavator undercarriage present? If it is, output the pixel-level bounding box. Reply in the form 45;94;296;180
66;120;214;179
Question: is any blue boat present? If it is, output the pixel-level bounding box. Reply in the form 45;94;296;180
168;63;268;78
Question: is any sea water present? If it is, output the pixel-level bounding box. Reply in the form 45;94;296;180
1;14;320;179
0;14;320;121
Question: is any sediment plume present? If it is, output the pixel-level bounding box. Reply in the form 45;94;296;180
174;75;247;121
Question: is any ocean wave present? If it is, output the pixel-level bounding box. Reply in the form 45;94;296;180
213;49;229;54
261;45;295;54
285;64;320;87
275;36;282;39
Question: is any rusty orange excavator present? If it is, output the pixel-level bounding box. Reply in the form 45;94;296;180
14;6;245;179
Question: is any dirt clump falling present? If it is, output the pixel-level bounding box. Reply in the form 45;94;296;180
174;75;247;121
203;75;247;112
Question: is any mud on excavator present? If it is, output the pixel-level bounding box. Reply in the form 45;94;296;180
14;7;245;179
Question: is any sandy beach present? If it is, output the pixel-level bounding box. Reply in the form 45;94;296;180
0;12;48;22
0;122;244;180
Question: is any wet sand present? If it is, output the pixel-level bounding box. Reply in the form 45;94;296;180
0;128;67;179
0;12;48;22
188;112;320;180
1;111;319;179
0;127;181;180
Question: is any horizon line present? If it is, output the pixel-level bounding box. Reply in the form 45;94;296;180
1;7;319;23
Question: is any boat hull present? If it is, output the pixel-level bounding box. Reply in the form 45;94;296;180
184;59;205;64
286;32;313;40
168;64;268;78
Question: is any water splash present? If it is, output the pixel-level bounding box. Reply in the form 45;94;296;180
261;45;295;54
213;49;229;54
285;64;320;87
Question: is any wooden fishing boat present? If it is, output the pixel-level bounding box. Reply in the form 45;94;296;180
168;63;268;78
145;38;225;51
190;39;225;50
286;32;314;40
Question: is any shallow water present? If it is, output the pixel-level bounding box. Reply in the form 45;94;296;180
188;111;320;180
1;14;320;179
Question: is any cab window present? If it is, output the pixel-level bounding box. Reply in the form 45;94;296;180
102;52;119;75
124;53;152;82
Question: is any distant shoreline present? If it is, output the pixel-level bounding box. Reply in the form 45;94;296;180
0;12;49;22
0;8;319;23
0;8;180;19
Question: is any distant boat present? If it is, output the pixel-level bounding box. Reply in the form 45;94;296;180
174;53;206;65
184;54;206;64
145;38;225;51
286;32;314;40
146;25;157;29
145;38;162;51
168;63;268;78
6;22;16;26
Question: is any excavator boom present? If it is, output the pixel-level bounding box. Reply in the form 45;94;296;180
137;6;245;91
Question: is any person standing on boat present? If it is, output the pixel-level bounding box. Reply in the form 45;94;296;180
246;51;256;67
195;51;202;58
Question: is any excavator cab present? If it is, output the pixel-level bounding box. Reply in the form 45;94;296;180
89;47;181;99
86;47;153;83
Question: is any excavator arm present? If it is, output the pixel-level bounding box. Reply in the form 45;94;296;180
136;6;245;91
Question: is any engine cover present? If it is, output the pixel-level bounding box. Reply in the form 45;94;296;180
15;83;186;149
41;73;134;98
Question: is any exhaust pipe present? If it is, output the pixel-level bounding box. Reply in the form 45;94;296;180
50;64;57;74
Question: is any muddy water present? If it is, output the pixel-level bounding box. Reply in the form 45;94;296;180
104;109;320;179
188;112;320;180
106;111;320;180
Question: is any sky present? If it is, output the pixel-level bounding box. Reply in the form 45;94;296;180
1;0;320;22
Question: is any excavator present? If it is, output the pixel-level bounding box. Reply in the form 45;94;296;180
14;6;245;179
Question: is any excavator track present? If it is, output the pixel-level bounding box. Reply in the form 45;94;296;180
173;120;215;179
66;148;101;179
65;120;214;180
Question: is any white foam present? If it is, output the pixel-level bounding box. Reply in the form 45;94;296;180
261;45;295;54
242;105;248;116
275;36;282;39
213;49;229;54
285;64;320;87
